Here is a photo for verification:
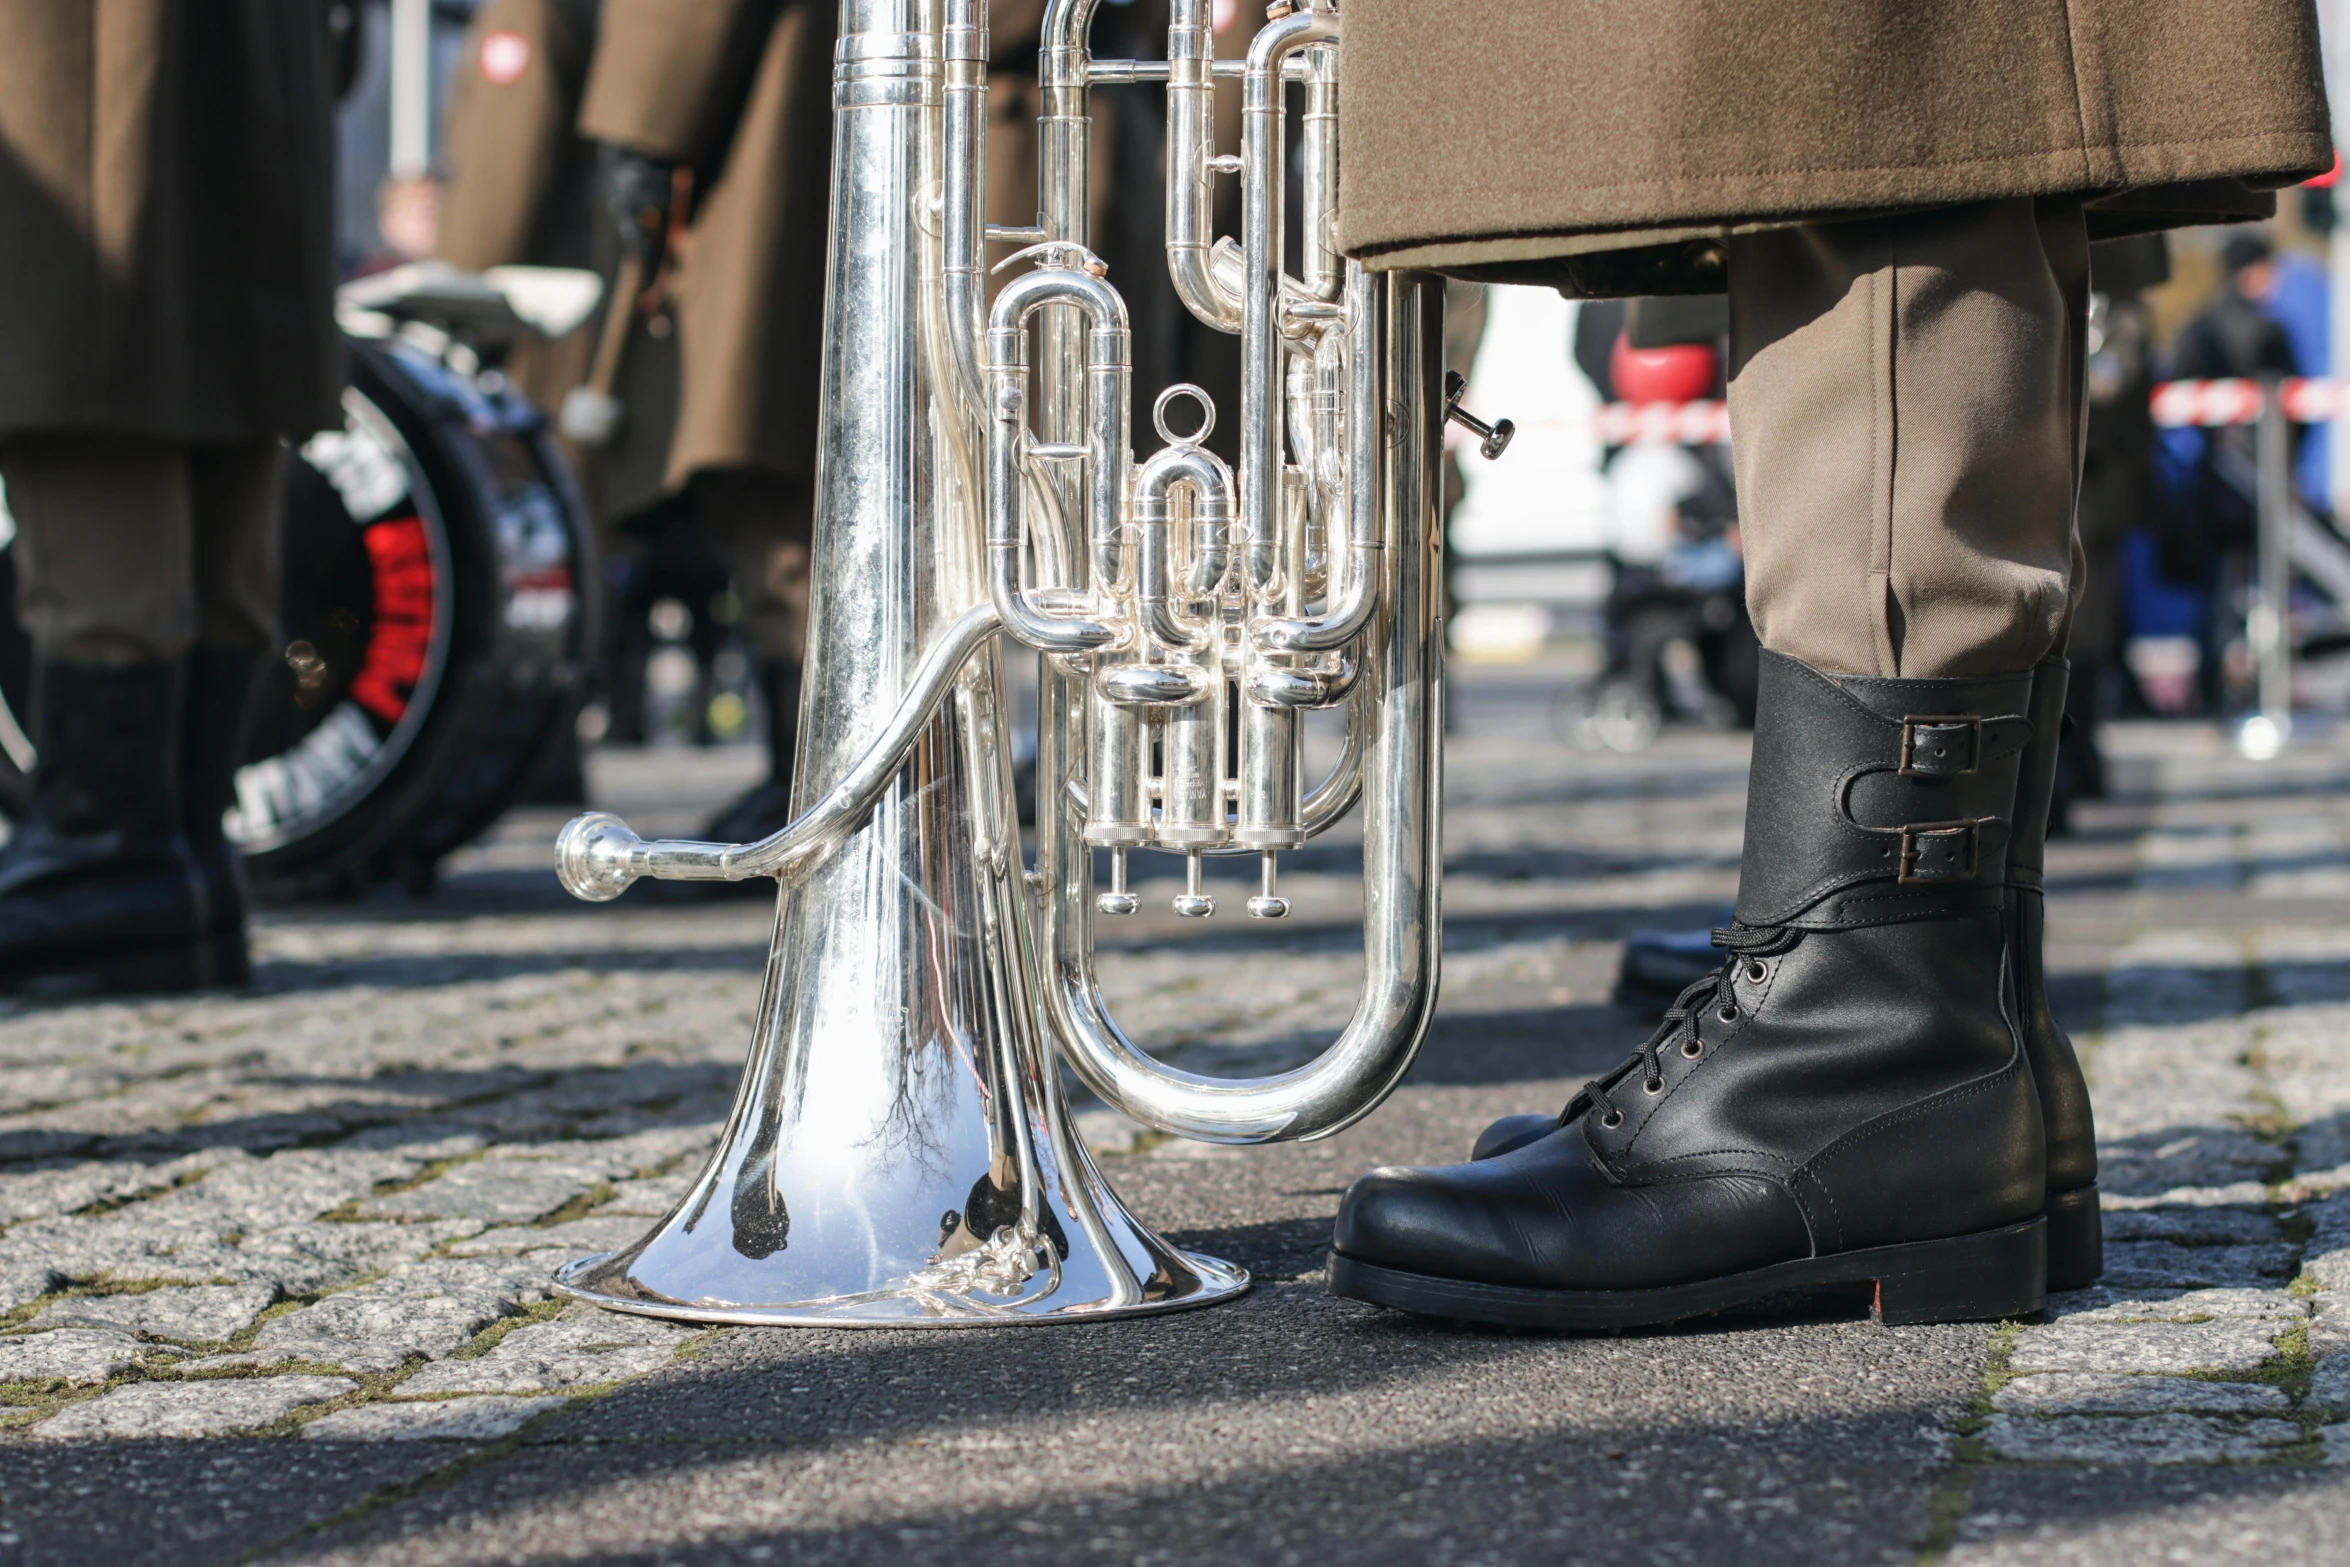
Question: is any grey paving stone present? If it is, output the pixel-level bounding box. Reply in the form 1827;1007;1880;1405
0;1150;233;1227
442;1215;645;1258
31;1374;355;1439
2311;1352;2350;1415
2306;1245;2350;1291
1979;1413;2304;1463
0;1261;60;1312
2095;1128;2280;1197
2312;1293;2350;1358
2042;1286;2305;1323
352;1161;600;1224
2098;1241;2299;1289
0;1328;164;1386
2005;1319;2286;1375
253;1259;549;1373
1990;1374;2289;1415
30;1282;275;1342
587;1168;698;1216
2098;1207;2280;1245
398;1306;693;1395
303;1395;566;1443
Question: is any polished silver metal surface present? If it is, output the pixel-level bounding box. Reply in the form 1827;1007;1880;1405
555;0;1452;1328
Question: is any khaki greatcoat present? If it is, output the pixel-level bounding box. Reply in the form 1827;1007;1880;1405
579;0;836;490
1337;0;2333;293
0;0;340;442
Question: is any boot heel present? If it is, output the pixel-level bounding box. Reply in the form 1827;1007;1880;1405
1870;1217;2046;1326
203;926;252;989
2044;1184;2103;1291
8;937;210;998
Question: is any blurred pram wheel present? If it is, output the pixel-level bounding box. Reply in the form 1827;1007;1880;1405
0;332;596;900
1559;674;1664;753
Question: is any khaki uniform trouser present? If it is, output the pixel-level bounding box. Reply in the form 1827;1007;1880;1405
1728;197;2088;679
0;434;282;667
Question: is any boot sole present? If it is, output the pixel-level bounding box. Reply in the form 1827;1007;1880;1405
1328;1216;2046;1331
2046;1183;2104;1291
0;931;245;998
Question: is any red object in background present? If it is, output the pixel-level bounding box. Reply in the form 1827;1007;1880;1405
1611;333;1719;405
2305;149;2342;189
350;517;437;725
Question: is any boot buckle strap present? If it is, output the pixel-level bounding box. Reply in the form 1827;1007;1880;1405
1899;715;1983;776
1898;819;1981;882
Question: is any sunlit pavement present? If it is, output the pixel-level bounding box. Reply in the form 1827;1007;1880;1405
1;658;2346;1565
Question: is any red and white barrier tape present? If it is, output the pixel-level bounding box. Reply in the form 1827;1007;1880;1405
1589;379;2350;443
1593;400;1731;446
2151;377;2350;428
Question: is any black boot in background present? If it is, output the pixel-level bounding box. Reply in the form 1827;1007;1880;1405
699;655;803;845
1331;651;2049;1329
2014;658;2102;1288
181;646;267;988
0;661;210;995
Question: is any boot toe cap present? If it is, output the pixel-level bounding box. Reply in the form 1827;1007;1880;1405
1470;1112;1559;1161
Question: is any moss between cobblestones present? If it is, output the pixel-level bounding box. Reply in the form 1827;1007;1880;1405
440;1296;566;1360
1914;1321;2021;1563
531;1182;618;1229
65;1166;216;1219
318;1150;492;1223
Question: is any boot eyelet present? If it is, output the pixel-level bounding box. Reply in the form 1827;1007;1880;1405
1717;1003;1739;1022
1744;960;1768;983
1601;1110;1624;1129
1643;1077;1666;1096
1681;1039;1703;1059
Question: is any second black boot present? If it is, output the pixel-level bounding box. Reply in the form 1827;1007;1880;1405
1331;651;2049;1329
699;655;803;847
2014;657;2102;1288
181;646;268;988
0;661;211;995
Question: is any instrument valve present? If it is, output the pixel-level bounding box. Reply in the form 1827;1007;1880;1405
1098;849;1141;916
1443;369;1515;461
1247;851;1291;919
1174;851;1217;918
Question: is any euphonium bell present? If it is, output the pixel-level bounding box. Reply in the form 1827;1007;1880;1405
549;0;1486;1326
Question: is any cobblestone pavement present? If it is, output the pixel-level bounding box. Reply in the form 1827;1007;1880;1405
1;662;2347;1565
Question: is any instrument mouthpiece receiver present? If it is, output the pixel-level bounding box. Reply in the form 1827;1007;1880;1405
556;811;647;902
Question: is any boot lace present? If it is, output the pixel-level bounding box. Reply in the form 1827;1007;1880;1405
1572;924;1802;1131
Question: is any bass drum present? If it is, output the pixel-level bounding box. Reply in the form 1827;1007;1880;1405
0;333;595;898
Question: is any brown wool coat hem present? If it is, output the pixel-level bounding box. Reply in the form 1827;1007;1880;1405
1336;0;2332;294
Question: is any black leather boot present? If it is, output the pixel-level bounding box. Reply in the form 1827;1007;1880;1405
1330;651;2049;1329
0;661;212;995
699;655;803;845
2014;657;2101;1288
181;646;267;988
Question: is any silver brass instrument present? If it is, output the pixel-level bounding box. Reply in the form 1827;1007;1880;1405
551;0;1485;1326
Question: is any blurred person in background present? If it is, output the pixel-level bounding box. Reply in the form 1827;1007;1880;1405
1328;0;2329;1326
575;0;835;843
0;2;339;994
2058;233;2169;827
2170;230;2301;713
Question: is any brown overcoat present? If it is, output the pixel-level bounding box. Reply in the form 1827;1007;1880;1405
578;0;835;489
0;0;339;441
437;0;602;272
1337;0;2333;294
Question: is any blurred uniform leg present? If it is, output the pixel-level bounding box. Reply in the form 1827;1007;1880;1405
0;2;334;995
581;0;833;842
0;433;280;991
690;469;812;841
